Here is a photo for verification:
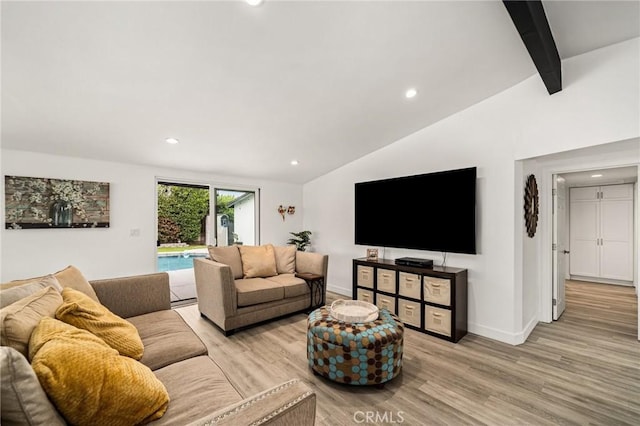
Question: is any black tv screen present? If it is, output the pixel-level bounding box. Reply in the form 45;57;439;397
354;167;477;254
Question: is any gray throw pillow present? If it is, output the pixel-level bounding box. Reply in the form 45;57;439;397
0;346;66;425
0;275;62;309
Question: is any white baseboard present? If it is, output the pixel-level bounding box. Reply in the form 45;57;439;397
327;283;352;298
468;315;539;346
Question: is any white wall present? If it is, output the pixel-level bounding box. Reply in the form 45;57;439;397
1;150;303;281
519;159;541;337
304;38;639;345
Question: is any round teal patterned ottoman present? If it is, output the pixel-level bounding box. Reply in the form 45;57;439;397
306;306;404;386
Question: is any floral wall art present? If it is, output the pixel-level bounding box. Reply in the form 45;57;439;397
5;176;110;229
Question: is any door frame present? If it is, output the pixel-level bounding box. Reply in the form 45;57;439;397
539;162;639;324
154;177;260;268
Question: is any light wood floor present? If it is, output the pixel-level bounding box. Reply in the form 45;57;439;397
176;280;639;425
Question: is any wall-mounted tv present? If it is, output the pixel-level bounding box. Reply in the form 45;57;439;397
354;167;477;254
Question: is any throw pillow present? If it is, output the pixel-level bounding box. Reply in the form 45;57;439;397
0;286;63;358
0;346;66;426
53;265;100;302
0;265;99;302
208;245;243;279
56;287;144;359
273;245;297;274
238;244;278;278
30;317;169;426
0;275;62;309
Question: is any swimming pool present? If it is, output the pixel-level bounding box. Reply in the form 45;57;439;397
157;253;207;272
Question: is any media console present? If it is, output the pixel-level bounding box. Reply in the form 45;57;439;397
352;258;468;343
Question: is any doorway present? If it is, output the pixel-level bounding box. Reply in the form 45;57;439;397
551;166;637;324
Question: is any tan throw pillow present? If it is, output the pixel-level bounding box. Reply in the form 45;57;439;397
274;245;297;274
56;287;144;360
0;275;62;309
30;317;169;426
208;245;243;279
53;265;100;302
0;286;63;358
0;346;66;425
238;244;278;278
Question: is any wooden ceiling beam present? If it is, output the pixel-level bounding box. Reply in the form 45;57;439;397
503;0;562;95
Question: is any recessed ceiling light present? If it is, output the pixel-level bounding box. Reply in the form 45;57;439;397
246;0;264;6
165;138;179;144
405;88;418;99
591;174;603;178
291;160;299;166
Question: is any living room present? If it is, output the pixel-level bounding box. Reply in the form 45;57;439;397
1;1;639;425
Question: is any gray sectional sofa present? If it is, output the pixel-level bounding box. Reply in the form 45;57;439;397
0;268;316;425
194;244;329;335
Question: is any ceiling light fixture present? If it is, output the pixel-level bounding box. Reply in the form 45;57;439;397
591;174;603;178
291;160;299;166
246;0;264;6
405;88;418;99
165;138;179;144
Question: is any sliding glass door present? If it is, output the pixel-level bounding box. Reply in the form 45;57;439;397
155;180;259;306
212;188;257;247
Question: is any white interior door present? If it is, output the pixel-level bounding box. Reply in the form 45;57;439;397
553;176;567;320
600;197;634;281
569;187;600;278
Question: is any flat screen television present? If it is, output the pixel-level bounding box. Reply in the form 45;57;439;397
354;167;477;254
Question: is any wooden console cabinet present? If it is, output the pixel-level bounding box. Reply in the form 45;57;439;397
352;258;468;343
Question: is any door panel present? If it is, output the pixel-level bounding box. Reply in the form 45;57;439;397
569;241;599;277
553;176;567;319
600;241;634;280
569;199;599;277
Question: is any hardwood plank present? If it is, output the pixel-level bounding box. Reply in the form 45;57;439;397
176;280;639;425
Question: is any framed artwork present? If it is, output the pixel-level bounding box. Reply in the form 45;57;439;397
5;176;110;229
366;248;379;261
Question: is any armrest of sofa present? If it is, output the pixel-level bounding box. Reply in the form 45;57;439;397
295;251;328;278
185;379;316;426
194;258;237;323
89;272;171;318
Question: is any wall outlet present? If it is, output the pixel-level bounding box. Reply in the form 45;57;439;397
130;228;141;237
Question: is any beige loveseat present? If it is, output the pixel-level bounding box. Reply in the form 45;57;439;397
195;244;328;335
1;267;316;425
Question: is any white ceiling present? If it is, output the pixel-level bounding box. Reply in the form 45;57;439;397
560;166;638;188
2;1;639;184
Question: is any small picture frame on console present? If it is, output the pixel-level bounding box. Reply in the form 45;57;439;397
366;248;379;261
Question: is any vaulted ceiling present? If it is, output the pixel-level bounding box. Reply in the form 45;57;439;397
2;1;638;183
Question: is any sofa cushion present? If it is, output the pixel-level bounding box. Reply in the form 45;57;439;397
0;346;66;426
127;309;207;370
56;287;144;360
274;245;297;274
264;274;309;298
0;286;62;358
235;278;284;307
0;275;62;309
152;356;243;425
208;245;243;279
30;317;169;426
239;244;277;278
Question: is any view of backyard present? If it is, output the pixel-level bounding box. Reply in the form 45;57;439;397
157;182;256;303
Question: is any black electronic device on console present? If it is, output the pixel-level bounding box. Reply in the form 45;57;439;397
394;257;434;268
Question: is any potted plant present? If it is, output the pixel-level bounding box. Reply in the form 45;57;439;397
287;230;312;251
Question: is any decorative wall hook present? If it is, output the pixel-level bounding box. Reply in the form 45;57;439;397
277;205;286;221
287;206;295;215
